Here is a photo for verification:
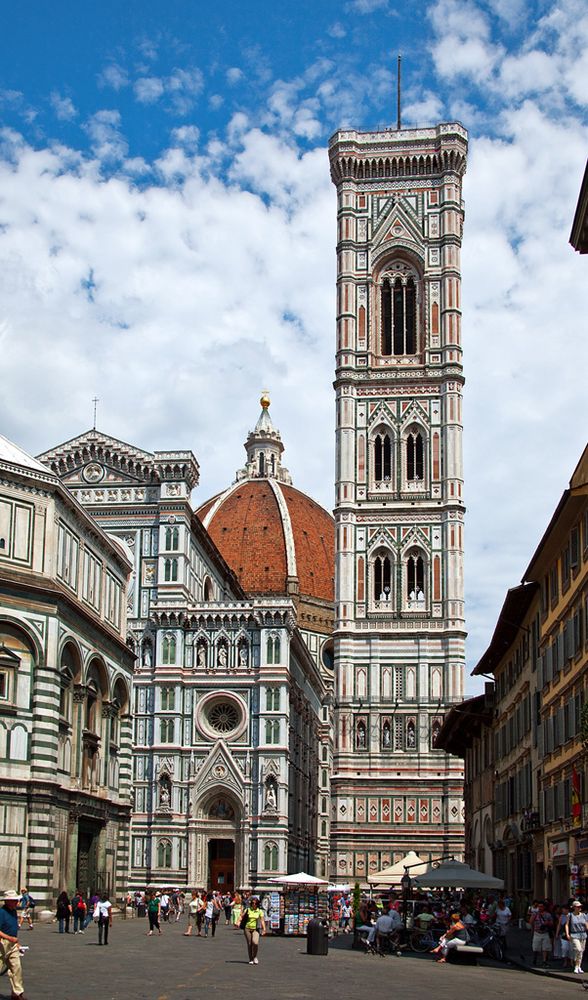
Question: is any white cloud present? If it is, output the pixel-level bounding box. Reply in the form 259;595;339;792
346;0;388;12
170;125;200;150
50;92;77;120
327;22;347;38
134;76;165;104
83;109;128;162
133;68;204;114
98;63;129;91
226;67;244;85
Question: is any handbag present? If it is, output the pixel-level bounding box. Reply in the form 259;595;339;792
239;909;249;930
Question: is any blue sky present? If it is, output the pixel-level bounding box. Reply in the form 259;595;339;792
1;0;587;684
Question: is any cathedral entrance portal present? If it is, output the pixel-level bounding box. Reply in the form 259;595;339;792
208;839;235;892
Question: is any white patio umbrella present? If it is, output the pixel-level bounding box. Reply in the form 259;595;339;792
267;871;329;886
367;851;428;886
413;859;504;890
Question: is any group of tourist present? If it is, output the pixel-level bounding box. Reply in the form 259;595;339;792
527;898;588;973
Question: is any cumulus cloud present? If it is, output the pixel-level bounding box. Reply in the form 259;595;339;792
98;63;129;91
83;109;128;161
50;92;77;120
226;67;244;85
346;0;388;12
133;68;204;114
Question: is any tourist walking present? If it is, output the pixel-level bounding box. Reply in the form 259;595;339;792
530;901;553;968
71;889;87;934
183;892;199;936
223;892;232;925
566;900;588;974
242;896;266;965
56;890;72;934
18;888;34;930
203;894;215;936
160;890;170;922
95;892;113;946
0;889;27;999
231;892;243;928
147;893;162;936
555;904;571;969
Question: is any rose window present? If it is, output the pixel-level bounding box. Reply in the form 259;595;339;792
207;702;239;734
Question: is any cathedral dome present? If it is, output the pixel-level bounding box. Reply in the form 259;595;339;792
196;398;334;604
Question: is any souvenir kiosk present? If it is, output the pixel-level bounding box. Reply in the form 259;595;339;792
268;872;329;936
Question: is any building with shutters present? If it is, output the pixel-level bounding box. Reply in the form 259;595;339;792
327;122;468;882
0;434;134;905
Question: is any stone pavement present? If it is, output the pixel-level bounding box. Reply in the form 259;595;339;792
9;915;583;1000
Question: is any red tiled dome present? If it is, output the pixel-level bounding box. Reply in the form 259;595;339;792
197;480;334;603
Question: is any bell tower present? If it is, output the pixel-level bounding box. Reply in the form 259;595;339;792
329;122;468;882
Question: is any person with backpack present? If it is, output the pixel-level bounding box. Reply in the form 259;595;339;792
18;888;35;930
566;900;588;974
529;900;553;968
71;889;87;934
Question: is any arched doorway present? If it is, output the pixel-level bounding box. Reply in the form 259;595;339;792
208;798;236;891
190;789;245;890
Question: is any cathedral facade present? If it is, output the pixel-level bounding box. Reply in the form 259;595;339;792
328;123;468;882
39;398;334;890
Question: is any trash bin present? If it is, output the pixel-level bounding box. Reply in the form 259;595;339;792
137;903;146;918
307;917;328;955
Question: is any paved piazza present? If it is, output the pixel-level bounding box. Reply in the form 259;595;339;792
10;917;578;1000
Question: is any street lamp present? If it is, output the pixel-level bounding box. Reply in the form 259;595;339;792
400;871;412;928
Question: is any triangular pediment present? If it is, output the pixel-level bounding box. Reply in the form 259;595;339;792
400;526;430;553
195;739;245;799
400;400;428;430
368;401;397;432
372;197;423;251
38;429;157;485
367;528;396;553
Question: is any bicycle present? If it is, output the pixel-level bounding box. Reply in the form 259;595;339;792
409;926;443;952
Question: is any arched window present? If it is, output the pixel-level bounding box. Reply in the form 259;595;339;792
373;552;392;602
267;635;281;664
264;842;278;871
406;432;424;481
266;687;279;711
321;820;327;838
374;433;392;482
157;839;172;868
203;577;213;601
406;551;425;602
381;270;418;356
265;719;280;744
162;635;176;665
259;452;265;475
161;719;174;743
165;527;179;550
164;558;178;582
161;686;175;711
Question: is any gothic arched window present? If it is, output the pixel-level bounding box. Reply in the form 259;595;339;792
157;839;172;868
374;433;392;482
381;268;419;357
265;719;280;744
165;527;179;550
264;842;279;871
406;432;424;482
164;558;178;582
162;635;176;664
406;551;425;603
373;552;392;602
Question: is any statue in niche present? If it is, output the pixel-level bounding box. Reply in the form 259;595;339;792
197;644;206;669
264;779;277;812
382;723;391;748
406;722;416;749
239;645;248;668
159;778;171;808
142;642;152;667
217;645;227;669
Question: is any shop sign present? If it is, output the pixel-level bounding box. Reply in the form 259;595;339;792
576;836;588;853
551;840;569;859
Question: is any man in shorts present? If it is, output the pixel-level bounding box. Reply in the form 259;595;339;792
530;901;553;967
0;889;26;999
